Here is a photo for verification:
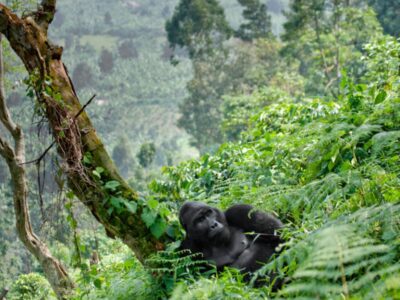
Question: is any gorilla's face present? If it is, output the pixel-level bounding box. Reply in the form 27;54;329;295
180;202;230;244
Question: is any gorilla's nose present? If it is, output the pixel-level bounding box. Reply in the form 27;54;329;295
211;222;219;229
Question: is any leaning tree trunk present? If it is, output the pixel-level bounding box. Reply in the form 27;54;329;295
0;33;74;299
0;1;163;262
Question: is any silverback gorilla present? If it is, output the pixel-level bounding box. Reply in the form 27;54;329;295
179;202;283;275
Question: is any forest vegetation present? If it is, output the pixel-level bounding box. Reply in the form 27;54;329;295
0;0;399;299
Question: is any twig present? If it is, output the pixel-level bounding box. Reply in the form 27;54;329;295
20;140;55;165
73;94;96;121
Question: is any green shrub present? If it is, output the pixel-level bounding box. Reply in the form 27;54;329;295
8;273;54;300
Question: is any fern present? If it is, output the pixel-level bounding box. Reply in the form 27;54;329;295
255;204;400;299
369;131;400;158
281;226;393;298
147;37;400;299
146;250;214;295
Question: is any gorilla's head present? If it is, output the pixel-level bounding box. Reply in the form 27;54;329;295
179;202;231;244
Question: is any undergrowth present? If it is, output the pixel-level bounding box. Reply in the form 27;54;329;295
147;36;400;299
51;36;400;300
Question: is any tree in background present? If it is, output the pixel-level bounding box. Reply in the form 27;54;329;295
72;62;94;90
166;0;233;151
99;48;114;74
104;11;112;25
137;142;156;168
236;0;273;41
178;37;304;150
118;39;139;59
112;136;136;177
168;0;302;151
282;0;382;96
366;0;400;37
165;0;232;59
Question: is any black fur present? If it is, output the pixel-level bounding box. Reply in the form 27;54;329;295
179;202;283;275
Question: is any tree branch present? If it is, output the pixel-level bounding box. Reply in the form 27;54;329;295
0;34;24;159
0;35;17;135
73;94;96;121
0;30;74;299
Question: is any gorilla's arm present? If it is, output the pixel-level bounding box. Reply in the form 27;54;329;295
225;204;283;241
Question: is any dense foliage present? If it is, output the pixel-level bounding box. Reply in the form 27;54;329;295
1;0;400;299
148;36;400;298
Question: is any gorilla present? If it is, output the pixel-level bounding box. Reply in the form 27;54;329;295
179;201;283;275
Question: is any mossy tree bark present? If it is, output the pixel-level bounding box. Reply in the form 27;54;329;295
0;1;163;263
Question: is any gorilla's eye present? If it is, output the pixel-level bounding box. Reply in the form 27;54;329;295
205;209;212;216
196;216;205;223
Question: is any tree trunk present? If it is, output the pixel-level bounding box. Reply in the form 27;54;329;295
0;1;163;263
0;288;9;300
0;33;74;299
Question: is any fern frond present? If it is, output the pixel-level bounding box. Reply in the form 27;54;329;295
280;224;397;299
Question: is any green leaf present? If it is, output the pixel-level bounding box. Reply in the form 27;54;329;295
83;153;92;165
104;180;120;191
107;207;114;215
79;244;86;253
80;263;89;272
27;89;34;98
45;85;53;96
150;217;166;239
54;93;62;102
110;196;123;209
123;201;137;214
66;191;75;199
159;206;170;218
96;167;105;174
93;167;104;179
375;90;387;104
148;198;159;210
141;208;157;227
93;278;102;289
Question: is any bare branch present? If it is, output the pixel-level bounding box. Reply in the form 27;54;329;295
73;94;96;121
0;34;25;159
21;140;55;165
0;34;18;135
0;17;74;298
